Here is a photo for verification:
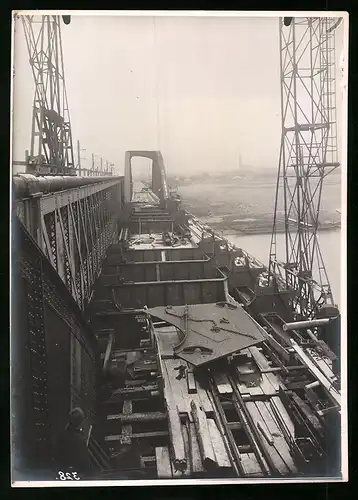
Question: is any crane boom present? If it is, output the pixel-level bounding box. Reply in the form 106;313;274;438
21;15;75;176
269;17;341;320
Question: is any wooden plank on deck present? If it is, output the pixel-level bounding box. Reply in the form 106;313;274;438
121;400;132;445
164;359;213;418
182;424;191;476
264;372;281;392
213;373;233;394
245;401;290;475
188;422;205;474
161;360;187;470
162;359;187;414
240;453;262;477
270;396;295;439
187;371;197;394
155;327;180;358
155;447;172;478
191;400;217;470
207;419;231;468
255;401;297;473
107;411;166;423
171;424;191;477
167;399;187;472
196;381;214;414
105;430;168;441
259;374;277;396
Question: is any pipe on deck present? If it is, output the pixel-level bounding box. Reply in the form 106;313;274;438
283;318;333;331
12;173;123;200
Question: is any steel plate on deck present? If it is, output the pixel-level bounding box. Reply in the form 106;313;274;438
147;303;265;367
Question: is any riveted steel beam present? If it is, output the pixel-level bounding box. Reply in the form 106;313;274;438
14;177;124;310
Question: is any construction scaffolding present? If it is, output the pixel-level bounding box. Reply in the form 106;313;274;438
269;17;341;320
21;15;76;175
17;15;115;178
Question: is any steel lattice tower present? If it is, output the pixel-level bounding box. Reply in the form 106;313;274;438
269;17;341;320
21;15;75;176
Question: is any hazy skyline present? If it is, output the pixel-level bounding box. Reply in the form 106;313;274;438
12;14;345;176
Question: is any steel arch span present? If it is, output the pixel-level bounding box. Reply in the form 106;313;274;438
124;150;169;204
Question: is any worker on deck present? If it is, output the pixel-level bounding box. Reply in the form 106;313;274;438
54;407;92;478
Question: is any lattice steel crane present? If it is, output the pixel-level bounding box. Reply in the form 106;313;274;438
269;16;342;320
21;14;76;176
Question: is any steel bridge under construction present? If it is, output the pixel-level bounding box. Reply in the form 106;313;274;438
11;14;343;483
11;151;174;475
12;150;341;481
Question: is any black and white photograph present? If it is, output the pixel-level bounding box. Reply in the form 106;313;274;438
10;11;348;486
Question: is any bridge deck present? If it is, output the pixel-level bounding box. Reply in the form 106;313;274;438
132;190;160;205
127;233;197;251
12;154;342;481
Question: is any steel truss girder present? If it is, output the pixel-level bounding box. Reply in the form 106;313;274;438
21;15;75;175
12;217;98;469
15;179;123;310
269;17;340;320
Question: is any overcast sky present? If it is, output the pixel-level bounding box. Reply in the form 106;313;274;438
12;14;345;176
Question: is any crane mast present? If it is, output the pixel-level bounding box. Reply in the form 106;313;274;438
21;15;76;176
269;17;341;320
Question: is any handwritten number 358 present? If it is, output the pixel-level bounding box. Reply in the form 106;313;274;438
58;471;80;480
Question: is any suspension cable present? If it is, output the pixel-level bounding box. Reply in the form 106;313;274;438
152;17;161;151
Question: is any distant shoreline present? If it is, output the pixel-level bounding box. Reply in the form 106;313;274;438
179;178;341;237
223;225;341;236
194;218;341;236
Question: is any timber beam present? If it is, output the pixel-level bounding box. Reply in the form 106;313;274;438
107;411;167;423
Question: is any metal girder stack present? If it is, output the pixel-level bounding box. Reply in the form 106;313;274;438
269;17;341;320
21;15;76;176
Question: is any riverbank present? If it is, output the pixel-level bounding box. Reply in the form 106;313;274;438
178;176;341;235
222;223;341;235
187;211;340;236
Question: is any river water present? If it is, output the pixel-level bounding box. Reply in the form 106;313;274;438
177;173;342;307
225;229;342;307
